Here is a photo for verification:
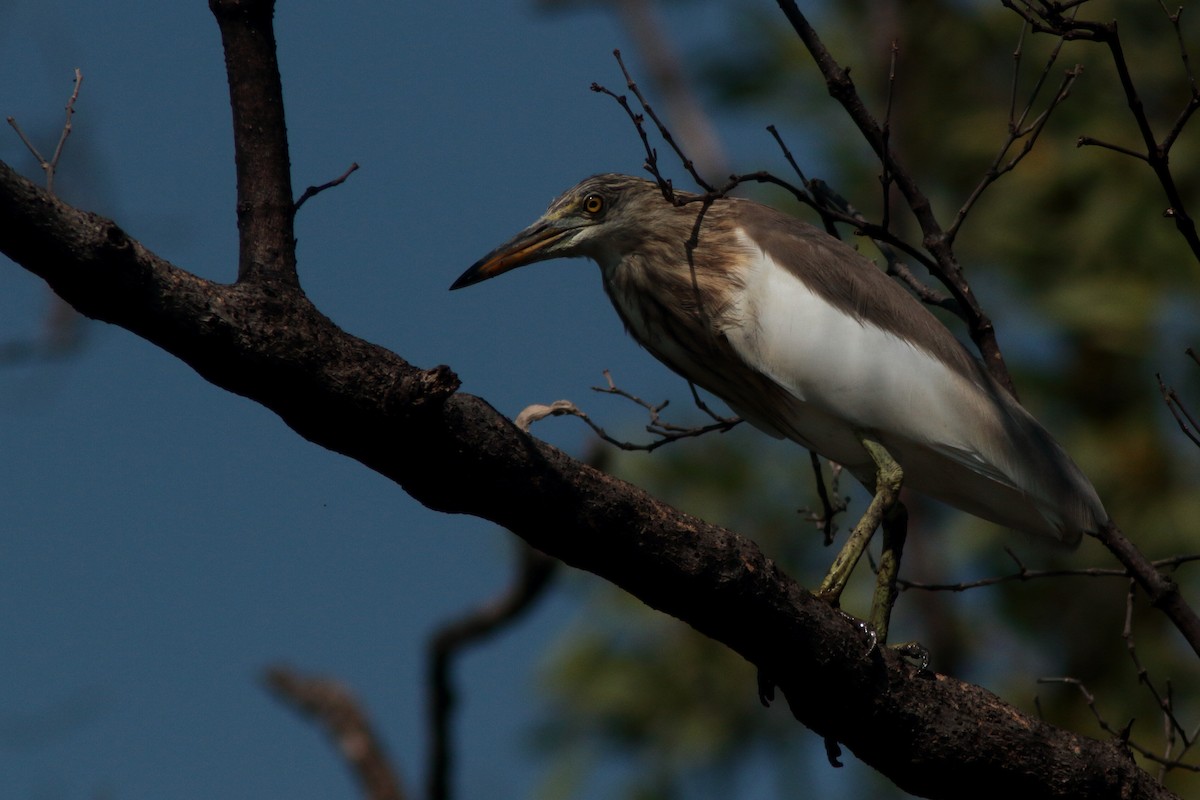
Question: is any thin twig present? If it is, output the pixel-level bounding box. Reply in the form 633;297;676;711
899;550;1200;592
294;162;360;213
1160;1;1200;152
591;79;674;202
686;380;735;425
596;369;741;439
1003;2;1200;262
514;372;742;454
879;40;899;233
948;25;1082;244
702;127;961;320
6;67;83;194
1076;135;1149;160
3;69;87;364
1122;583;1193;751
1158;372;1200;448
802;451;847;546
1039;675;1200;773
611;49;713;193
766;124;841;238
607;0;729;179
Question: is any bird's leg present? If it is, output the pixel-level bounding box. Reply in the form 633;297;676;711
870;501;908;644
815;439;903;614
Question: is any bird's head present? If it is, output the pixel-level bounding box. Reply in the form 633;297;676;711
450;174;662;290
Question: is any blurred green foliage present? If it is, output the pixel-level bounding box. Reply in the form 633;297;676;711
532;2;1200;798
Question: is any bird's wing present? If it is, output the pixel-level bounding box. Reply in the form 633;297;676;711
722;239;985;463
721;236;1104;540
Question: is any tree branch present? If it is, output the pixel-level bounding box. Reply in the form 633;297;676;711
210;0;298;286
428;543;556;800
1000;2;1200;265
266;667;407;800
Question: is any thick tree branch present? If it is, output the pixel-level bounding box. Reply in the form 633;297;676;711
210;0;298;286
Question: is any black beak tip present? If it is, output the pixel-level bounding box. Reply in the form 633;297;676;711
449;268;480;291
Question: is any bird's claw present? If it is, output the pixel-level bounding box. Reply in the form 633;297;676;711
832;610;928;672
888;640;931;673
834;608;878;658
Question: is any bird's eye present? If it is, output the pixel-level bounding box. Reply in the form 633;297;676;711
582;194;605;215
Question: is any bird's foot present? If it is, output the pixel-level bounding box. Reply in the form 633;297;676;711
833;608;878;659
829;607;927;671
887;640;930;673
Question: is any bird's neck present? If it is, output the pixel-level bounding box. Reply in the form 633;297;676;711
597;235;748;378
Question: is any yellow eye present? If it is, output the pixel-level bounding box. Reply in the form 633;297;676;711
583;193;604;215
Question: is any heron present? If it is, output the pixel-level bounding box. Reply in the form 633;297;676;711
451;173;1107;640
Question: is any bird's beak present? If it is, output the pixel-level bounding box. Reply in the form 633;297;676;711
450;220;573;290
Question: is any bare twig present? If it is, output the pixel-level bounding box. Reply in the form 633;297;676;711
3;69;86;364
513;373;741;453
764;126;814;197
611;49;714;193
265;667;407;800
899;549;1200;593
1159;1;1200;152
737;132;961;316
879;40;899;233
294;162;360;213
593;369;741;448
590;79;675;202
765;124;843;238
1122;583;1194;754
948;26;1083;243
6;68;82;194
1157;372;1200;449
605;0;729;180
802;452;848;546
764;126;956;310
1001;2;1200;263
1039;675;1200;773
683;381;720;422
1077;135;1149;161
809;179;962;315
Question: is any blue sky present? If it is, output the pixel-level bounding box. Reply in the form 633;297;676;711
0;2;880;798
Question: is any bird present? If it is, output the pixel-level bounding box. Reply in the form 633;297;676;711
451;173;1108;629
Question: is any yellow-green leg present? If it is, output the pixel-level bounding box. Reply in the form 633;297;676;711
870;502;908;644
873;504;927;666
815;439;903;609
762;440;915;705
